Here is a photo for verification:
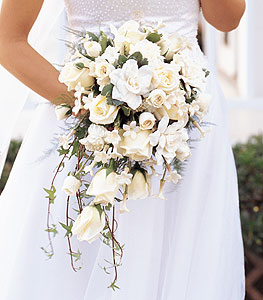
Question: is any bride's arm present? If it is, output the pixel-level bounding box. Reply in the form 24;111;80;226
0;0;74;105
200;0;246;32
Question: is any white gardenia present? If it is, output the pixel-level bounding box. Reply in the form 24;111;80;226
128;171;150;200
119;128;153;161
88;95;119;125
149;116;189;164
62;175;81;196
101;46;119;64
87;169;120;205
55;105;70;120
139;112;156;130
109;59;153;110
72;205;105;243
58;60;94;90
84;41;102;57
79;124;107;151
130;39;163;62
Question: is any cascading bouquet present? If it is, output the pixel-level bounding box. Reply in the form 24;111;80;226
43;20;211;290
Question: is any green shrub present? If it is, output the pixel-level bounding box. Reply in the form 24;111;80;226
233;134;263;255
0;140;22;193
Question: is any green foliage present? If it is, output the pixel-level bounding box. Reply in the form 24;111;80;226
85;31;99;42
146;32;162;43
233;134;263;254
45;224;58;238
128;51;148;67
99;31;108;54
43;185;56;204
59;221;73;238
0;140;22;193
70;249;82;262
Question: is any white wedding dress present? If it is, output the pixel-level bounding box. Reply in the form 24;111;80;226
0;0;245;299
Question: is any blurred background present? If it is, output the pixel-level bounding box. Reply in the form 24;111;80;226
0;1;262;299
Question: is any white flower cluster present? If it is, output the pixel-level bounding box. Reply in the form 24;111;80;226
56;20;211;245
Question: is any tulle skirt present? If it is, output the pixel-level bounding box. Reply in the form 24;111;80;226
0;71;245;299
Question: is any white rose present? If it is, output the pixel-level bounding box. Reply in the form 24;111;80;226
155;104;189;127
88;95;119;125
72;205;105;243
62;175;81;195
153;63;180;92
55;104;71;120
146;89;167;108
128;171;149;200
59;61;94;90
110;59;153;110
119;129;152;161
84;41;102;57
87;169;119;205
79;124;107;151
139;112;156;130
91;58;115;79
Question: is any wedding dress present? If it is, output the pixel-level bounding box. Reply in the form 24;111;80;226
0;0;245;299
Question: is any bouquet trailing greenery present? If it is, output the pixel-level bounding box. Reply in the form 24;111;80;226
43;20;212;289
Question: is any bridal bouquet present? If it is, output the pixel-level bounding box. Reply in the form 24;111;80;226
43;20;211;289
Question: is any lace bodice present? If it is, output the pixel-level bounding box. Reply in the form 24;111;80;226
64;0;200;40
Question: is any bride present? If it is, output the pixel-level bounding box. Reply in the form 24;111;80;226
0;0;246;299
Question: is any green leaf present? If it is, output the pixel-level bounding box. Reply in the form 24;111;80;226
121;106;131;116
128;51;143;62
45;224;58;237
57;146;70;156
114;111;121;127
71;249;82;262
70;139;80;158
86;31;99;42
75;62;85;70
40;247;54;259
146;32;162;43
59;221;73;238
106;158;115;176
138;57;148;67
117;54;128;67
43;185;56;204
203;68;210;78
95;204;104;219
106;96;124;106
99;31;108;54
101;83;113;97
